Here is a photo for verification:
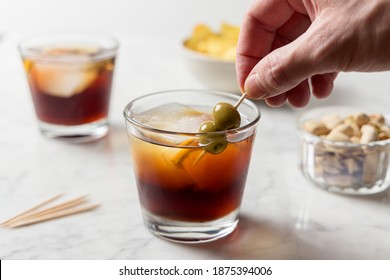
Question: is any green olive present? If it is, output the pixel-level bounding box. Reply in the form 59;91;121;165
199;120;217;133
198;120;228;154
198;120;217;145
203;139;228;154
212;102;241;130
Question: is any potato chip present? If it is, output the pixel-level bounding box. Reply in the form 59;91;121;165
221;22;240;40
193;24;213;39
184;22;240;61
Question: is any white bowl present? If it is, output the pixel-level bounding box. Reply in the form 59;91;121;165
181;43;240;93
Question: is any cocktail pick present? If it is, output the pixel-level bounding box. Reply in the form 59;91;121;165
193;92;247;165
234;92;247;109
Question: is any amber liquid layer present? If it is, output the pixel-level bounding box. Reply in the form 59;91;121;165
23;55;115;125
130;135;255;222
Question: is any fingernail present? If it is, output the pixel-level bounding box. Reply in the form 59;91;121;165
245;73;269;99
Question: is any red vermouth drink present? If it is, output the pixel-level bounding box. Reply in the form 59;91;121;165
131;124;255;223
20;33;118;142
124;90;261;243
23;48;115;125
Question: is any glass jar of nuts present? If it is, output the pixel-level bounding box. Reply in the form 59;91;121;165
298;106;390;195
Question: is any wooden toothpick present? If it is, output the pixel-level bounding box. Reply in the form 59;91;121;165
0;193;63;227
1;194;100;228
234;92;247;109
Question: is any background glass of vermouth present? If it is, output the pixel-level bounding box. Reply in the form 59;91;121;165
123;90;261;243
19;32;119;143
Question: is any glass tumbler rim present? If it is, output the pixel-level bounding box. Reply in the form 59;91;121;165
18;31;119;62
123;89;261;137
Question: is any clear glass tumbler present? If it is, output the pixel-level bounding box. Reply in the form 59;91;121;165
19;32;118;143
298;106;390;195
124;90;260;243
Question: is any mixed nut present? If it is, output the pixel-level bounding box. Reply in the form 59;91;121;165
303;112;390;143
301;112;390;191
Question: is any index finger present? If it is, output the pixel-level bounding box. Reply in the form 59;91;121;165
236;0;300;90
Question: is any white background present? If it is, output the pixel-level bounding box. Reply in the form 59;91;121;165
1;0;390;269
0;0;251;39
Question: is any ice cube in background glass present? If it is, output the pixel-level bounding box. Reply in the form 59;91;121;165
134;103;210;133
31;48;99;98
33;63;98;97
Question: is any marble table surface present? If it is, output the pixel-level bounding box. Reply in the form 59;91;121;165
1;31;390;260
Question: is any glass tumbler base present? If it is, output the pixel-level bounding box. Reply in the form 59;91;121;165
142;209;239;243
38;119;109;143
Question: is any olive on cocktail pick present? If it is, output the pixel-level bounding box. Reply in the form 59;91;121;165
212;92;247;130
196;93;247;158
203;138;228;154
212;102;241;130
198;120;217;135
198;120;228;155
